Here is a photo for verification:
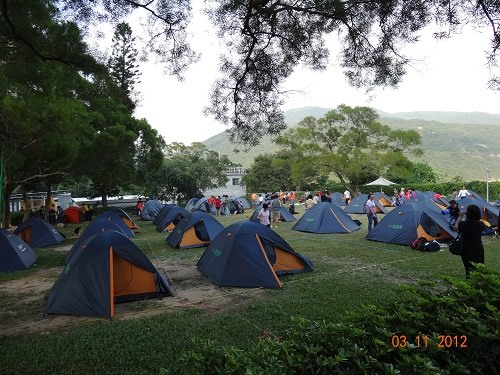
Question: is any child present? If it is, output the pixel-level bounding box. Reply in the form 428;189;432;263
257;203;270;227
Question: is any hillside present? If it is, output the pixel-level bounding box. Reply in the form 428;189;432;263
203;107;500;181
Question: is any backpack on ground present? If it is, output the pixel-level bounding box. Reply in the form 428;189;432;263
412;237;427;250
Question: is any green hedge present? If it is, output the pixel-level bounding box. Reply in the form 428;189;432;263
163;266;499;375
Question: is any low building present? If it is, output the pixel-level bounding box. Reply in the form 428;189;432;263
9;192;73;213
204;167;246;198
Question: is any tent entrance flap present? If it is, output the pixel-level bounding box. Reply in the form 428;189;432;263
180;226;210;247
17;226;32;244
113;253;156;298
255;235;283;288
416;224;452;241
272;247;306;272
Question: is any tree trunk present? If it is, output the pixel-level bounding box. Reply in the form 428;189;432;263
22;185;30;220
45;181;52;220
102;188;107;208
2;183;11;229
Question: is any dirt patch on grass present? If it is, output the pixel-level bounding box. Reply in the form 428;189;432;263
0;258;263;337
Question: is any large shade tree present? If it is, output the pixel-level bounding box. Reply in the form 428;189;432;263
243;150;324;193
2;1;500;145
151;142;234;202
275;105;423;192
0;0;99;227
79;71;165;206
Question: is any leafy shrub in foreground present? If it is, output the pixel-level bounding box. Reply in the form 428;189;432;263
162;266;499;374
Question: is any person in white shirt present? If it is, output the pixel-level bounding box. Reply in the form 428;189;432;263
312;193;320;205
257;203;270;227
365;194;378;232
457;186;470;199
343;189;351;205
305;195;315;209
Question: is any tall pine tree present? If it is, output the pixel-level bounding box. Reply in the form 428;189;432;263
108;22;140;111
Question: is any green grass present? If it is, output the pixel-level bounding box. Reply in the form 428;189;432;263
0;207;498;374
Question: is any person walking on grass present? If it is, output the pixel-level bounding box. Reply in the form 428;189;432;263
365;194;378;233
458;204;487;277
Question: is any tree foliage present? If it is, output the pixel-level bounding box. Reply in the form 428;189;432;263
0;0;165;220
150;143;234;202
3;1;500;144
109;22;141;111
275;105;423;191
243;150;326;193
0;0;100;226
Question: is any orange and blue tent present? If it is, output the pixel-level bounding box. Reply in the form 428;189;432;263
155;206;189;232
166;212;224;249
0;229;38;272
366;203;457;246
13;217;65;248
65;218;133;264
47;230;175;319
197;220;313;289
110;207;139;229
292;202;360;234
139;200;164;221
96;211;135;238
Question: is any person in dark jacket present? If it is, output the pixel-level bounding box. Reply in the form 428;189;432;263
444;199;461;226
458;204;487;276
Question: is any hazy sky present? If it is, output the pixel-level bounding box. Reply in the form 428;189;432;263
131;8;500;145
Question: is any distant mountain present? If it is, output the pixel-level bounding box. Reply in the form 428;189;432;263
377;110;500;126
203;107;500;181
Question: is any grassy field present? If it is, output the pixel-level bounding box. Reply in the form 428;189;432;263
0;206;498;374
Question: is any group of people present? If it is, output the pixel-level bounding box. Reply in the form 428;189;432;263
38;204;65;224
257;193;287;227
391;187;417;206
251;191;296;209
207;195;235;216
303;190;336;209
264;188;493;278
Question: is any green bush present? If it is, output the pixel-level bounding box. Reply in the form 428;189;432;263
163;267;499;375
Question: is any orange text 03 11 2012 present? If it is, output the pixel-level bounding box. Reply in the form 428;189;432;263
391;335;468;349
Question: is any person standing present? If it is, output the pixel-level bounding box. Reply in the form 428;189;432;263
458;204;487;276
48;204;57;224
215;196;222;216
271;194;281;224
56;205;64;224
257;203;271;227
365;194;379;233
251;192;258;208
343;189;351;205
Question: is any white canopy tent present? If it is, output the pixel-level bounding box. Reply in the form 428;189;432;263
364;177;396;192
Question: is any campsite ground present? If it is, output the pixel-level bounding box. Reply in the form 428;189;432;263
0;206;499;374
